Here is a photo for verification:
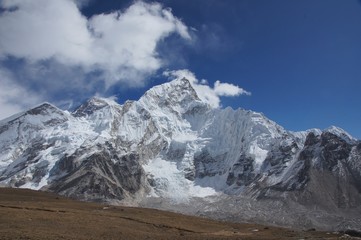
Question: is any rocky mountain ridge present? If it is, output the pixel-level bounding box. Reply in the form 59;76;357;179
0;78;360;230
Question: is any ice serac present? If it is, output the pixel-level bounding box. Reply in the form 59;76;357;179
0;78;360;231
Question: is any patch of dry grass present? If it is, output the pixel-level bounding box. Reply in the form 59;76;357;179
0;188;343;239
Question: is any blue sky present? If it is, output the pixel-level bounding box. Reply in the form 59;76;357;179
0;0;360;139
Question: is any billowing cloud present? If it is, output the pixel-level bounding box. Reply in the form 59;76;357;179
214;80;251;96
0;0;190;87
163;69;251;108
0;0;92;64
73;0;92;8
0;68;43;120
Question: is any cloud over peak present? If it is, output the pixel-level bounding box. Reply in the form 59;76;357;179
163;69;251;108
214;80;251;97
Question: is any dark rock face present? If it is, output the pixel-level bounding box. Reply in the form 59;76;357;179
348;145;361;192
262;140;300;187
226;155;255;186
319;132;352;170
249;131;361;209
304;132;319;146
48;146;146;202
194;150;225;178
295;131;357;198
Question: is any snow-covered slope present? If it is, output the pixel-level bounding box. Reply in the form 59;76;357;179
0;78;360;230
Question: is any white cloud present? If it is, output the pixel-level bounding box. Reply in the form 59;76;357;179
164;69;197;83
214;80;251;96
73;0;92;8
0;68;43;120
0;0;191;87
0;0;92;64
163;69;251;108
200;79;208;85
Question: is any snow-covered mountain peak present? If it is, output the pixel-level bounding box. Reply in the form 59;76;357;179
0;102;64;126
0;102;68;131
72;97;119;117
87;96;116;106
26;102;57;113
149;77;198;98
323;125;356;143
139;78;206;114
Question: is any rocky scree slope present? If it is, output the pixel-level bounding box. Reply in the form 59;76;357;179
0;78;360;230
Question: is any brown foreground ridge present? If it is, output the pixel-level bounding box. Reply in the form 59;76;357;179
0;188;345;240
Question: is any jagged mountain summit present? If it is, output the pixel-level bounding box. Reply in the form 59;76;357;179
0;78;360;231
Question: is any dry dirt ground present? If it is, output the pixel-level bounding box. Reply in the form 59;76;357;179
0;188;352;239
